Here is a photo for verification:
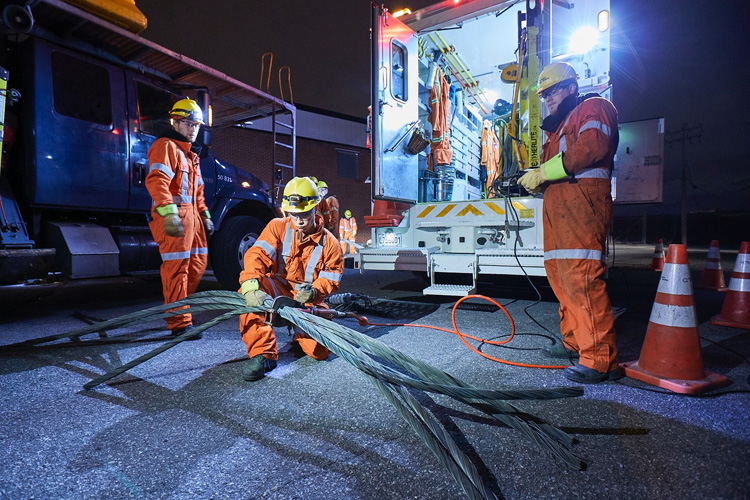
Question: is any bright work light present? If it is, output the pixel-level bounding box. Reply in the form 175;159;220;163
569;26;599;54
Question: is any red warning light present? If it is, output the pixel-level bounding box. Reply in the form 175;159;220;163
112;129;121;135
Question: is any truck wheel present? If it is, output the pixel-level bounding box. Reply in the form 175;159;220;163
210;215;265;290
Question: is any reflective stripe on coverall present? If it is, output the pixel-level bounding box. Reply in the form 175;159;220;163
427;68;452;169
146;136;209;330
541;97;619;373
238;215;344;361
339;216;358;255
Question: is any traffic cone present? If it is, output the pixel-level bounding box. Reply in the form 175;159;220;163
621;244;729;394
650;239;665;271
696;240;727;291
711;241;750;329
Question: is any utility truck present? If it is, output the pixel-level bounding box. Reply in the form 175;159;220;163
0;0;297;290
362;0;612;296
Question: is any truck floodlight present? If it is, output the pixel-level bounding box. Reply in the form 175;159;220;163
393;9;411;18
569;26;599;54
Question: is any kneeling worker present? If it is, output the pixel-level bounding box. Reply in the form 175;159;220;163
238;177;344;381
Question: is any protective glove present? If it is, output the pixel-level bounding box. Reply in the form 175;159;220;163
156;204;184;237
295;283;316;304
241;279;271;308
518;153;568;194
202;210;215;236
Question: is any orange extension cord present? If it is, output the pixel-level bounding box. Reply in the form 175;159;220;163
362;294;569;369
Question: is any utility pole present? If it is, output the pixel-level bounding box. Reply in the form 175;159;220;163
665;124;702;245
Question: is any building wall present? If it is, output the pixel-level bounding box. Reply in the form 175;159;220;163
212;126;373;246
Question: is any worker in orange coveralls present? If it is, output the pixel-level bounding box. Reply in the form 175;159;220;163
339;210;358;255
317;180;340;239
238;177;343;382
146;98;214;339
518;62;621;384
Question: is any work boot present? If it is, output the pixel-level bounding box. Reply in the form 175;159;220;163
171;324;202;341
563;364;623;384
542;342;579;359
242;354;277;382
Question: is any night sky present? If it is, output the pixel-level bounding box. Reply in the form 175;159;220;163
136;0;749;214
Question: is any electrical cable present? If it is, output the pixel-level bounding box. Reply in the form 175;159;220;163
361;294;569;369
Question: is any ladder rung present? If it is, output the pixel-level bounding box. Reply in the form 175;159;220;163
274;162;294;170
275;121;294;130
274;141;293;149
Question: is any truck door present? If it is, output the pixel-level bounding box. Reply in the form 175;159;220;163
126;76;177;211
31;41;128;210
371;4;419;203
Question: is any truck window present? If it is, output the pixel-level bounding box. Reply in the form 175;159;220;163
135;81;175;137
391;40;407;101
51;52;112;125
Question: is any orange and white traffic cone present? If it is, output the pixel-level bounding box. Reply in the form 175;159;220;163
621;244;729;394
650;238;665;271
711;241;750;329
696;240;727;291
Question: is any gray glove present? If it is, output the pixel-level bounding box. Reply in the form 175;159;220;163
164;213;184;237
203;217;215;236
244;289;271;308
295;283;316;304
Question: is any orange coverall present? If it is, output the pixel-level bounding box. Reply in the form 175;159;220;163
326;195;340;239
339;216;358;255
146;134;208;331
541;96;619;373
238;215;343;361
428;68;452;169
480;120;501;197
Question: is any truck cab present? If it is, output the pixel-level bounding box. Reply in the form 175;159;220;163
362;0;611;296
0;0;296;290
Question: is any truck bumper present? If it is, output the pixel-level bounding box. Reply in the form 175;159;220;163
0;248;56;284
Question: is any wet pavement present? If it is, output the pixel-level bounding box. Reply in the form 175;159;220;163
0;244;748;499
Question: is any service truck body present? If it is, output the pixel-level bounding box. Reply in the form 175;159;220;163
0;0;297;290
362;0;611;296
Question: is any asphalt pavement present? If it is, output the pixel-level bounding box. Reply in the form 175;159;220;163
1;243;748;499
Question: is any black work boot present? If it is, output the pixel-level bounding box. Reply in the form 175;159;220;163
542;342;578;359
171;324;202;341
242;354;277;382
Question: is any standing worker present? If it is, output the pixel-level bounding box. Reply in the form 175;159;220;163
317;180;340;239
518;62;621;383
339;210;358;255
239;177;343;382
146;98;214;339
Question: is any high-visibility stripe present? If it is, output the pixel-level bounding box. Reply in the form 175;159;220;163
576;168;610;179
544;249;602;261
704;261;721;270
173;195;193;204
437;204;456;217
191;247;208;255
254;239;277;261
304;235;325;282
728;277;750;292
579;120;611;137
196;177;204;187
733;255;750;273
484;202;504;215
149;163;174;179
319;271;342;282
456;204;482;216
559;135;567;152
657;263;693;295
417;206;436;218
280;225;294;274
707;247;720;258
648;302;697;328
161;250;190;261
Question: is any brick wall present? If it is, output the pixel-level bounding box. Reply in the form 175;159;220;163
212;126;373;245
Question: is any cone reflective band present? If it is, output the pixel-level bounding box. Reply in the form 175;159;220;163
650;239;665;272
621;244;729;394
711;241;750;329
696;240;727;291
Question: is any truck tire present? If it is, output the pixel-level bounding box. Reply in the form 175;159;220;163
210;215;265;291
